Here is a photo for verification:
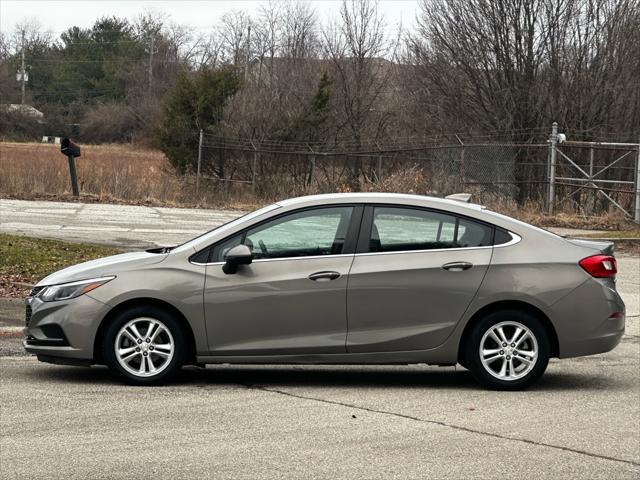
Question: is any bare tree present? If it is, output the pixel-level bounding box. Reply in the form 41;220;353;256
408;0;640;139
281;1;319;59
323;0;398;147
219;10;251;67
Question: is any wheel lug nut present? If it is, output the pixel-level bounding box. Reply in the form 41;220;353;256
136;347;140;352
143;352;148;357
149;346;154;351
502;343;507;347
513;352;518;356
499;350;504;355
145;338;150;343
137;339;142;344
506;355;511;360
511;343;515;347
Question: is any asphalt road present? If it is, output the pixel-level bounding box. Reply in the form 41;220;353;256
1;255;638;479
0;199;241;248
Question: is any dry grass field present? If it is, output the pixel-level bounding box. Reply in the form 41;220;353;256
0;142;257;209
0;141;634;230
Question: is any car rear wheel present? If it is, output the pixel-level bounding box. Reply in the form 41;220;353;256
464;310;549;390
103;306;186;385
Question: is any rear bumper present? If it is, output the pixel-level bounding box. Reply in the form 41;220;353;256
556;322;624;358
552;277;625;359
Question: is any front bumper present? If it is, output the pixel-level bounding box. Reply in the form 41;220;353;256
23;293;109;362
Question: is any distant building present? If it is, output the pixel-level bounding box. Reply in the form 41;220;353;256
2;104;45;121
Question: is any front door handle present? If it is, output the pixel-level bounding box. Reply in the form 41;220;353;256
442;261;473;271
308;271;341;282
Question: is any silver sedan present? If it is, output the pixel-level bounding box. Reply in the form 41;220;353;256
23;193;625;390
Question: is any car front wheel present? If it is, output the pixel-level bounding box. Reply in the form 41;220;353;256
103;306;186;385
464;310;550;390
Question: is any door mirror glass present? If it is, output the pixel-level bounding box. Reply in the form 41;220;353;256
222;244;253;274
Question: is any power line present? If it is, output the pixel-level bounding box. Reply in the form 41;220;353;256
26;57;183;64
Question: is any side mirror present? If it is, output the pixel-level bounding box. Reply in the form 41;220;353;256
222;244;253;274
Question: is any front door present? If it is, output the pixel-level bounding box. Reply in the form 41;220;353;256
347;205;493;352
204;205;360;355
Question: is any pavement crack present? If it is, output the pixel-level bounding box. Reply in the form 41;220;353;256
245;383;640;468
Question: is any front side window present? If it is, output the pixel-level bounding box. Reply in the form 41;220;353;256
202;207;353;262
241;207;354;260
207;206;354;262
210;233;243;262
370;207;493;253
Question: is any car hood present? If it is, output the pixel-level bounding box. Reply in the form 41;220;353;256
36;250;169;286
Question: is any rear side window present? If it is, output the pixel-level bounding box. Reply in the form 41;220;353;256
494;229;513;245
369;207;493;253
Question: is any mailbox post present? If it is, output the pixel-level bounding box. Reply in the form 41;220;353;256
60;138;81;196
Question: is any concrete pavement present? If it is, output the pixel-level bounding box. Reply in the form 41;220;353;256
0;199;241;248
1;340;639;479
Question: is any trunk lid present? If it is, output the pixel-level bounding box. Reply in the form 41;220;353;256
565;238;614;256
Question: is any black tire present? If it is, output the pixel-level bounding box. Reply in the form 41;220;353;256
464;309;550;391
102;305;186;386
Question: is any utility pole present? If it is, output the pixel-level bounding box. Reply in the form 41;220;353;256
244;23;251;82
20;29;26;105
146;35;157;95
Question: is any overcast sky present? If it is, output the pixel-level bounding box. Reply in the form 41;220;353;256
0;0;420;35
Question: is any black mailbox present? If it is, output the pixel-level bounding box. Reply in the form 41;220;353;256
61;138;81;158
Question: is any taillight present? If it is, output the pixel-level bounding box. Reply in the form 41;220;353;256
579;255;617;278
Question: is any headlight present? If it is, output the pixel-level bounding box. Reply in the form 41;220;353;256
37;276;115;302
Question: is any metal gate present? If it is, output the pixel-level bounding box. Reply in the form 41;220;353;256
548;123;640;223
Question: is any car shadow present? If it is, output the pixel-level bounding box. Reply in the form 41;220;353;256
24;364;629;392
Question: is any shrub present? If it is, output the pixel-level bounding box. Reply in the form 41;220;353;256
80;103;139;143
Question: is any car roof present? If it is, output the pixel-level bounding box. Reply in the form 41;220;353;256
276;192;485;212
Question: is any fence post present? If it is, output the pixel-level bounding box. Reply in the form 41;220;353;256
548;122;558;215
588;146;594;216
635;137;640;224
196;129;203;193
375;142;382;182
250;140;258;192
455;135;465;190
306;144;315;188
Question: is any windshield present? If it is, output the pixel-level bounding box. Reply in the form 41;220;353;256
173;203;281;253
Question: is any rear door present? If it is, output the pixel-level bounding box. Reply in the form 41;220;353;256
346;205;493;352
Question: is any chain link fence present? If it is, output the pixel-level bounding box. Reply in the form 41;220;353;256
194;126;640;223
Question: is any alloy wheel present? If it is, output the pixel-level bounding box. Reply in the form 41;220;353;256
479;320;538;381
114;317;175;378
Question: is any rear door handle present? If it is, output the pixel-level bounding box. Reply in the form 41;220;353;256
442;262;473;271
308;271;341;282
